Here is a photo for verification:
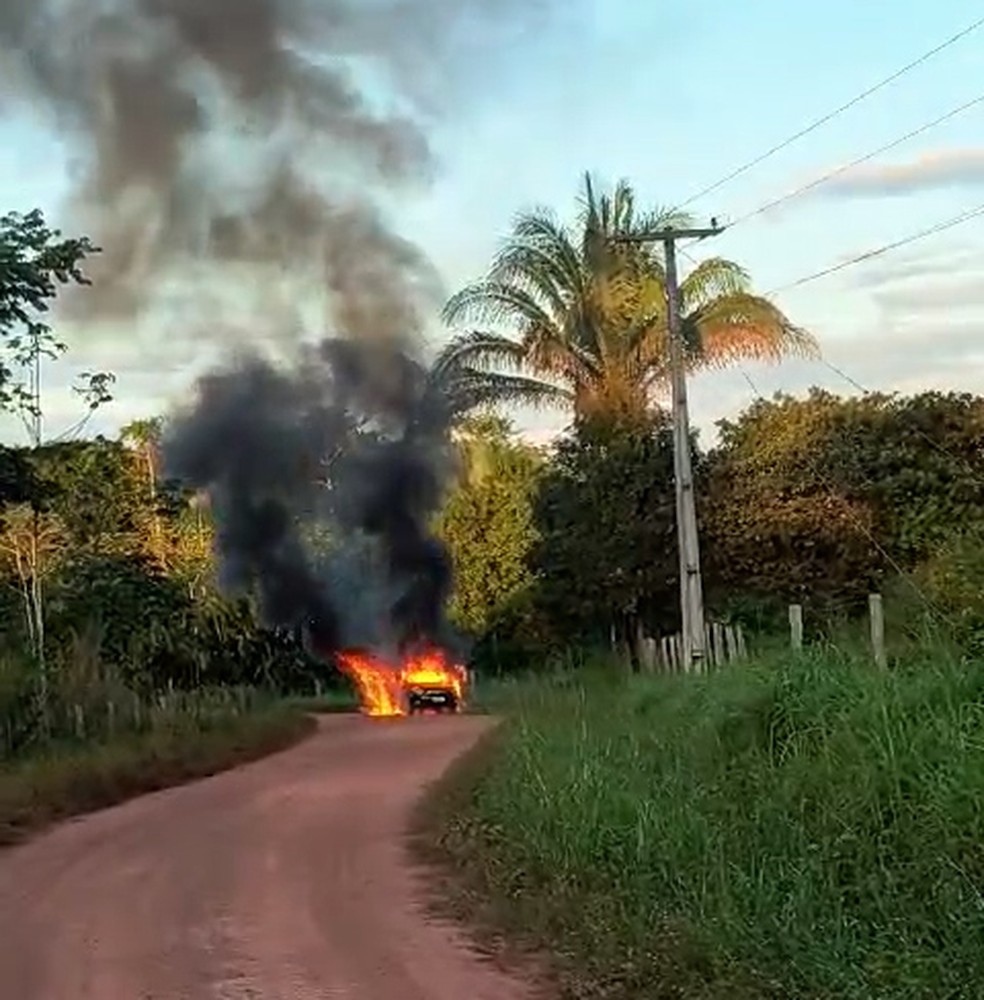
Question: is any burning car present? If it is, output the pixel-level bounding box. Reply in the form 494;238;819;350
403;654;463;714
335;645;467;717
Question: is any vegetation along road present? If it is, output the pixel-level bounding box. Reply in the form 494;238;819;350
0;715;532;1000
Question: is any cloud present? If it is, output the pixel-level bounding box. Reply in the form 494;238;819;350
689;255;984;443
823;319;984;399
821;148;984;197
869;273;984;313
850;246;984;289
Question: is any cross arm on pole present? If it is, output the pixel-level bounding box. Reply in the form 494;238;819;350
614;224;726;244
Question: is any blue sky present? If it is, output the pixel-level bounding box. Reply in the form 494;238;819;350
2;0;983;447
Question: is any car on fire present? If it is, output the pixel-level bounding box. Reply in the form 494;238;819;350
335;645;468;716
405;681;459;714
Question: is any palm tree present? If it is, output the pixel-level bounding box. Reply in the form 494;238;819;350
440;173;818;420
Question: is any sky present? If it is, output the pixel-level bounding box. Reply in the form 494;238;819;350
1;0;982;449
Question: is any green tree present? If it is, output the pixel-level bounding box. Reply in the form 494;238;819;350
437;417;543;636
0;209;112;692
121;418;168;565
533;412;679;655
702;389;984;616
441;174;816;421
1;209;113;430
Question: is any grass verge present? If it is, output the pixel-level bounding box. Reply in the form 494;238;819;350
414;649;984;999
0;704;314;846
283;689;361;714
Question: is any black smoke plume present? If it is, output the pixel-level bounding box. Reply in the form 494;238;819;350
1;0;555;657
162;334;463;657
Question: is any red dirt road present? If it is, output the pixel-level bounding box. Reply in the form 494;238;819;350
0;714;533;1000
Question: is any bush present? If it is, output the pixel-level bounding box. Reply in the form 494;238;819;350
914;529;984;655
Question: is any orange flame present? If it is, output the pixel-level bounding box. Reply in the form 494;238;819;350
335;645;467;717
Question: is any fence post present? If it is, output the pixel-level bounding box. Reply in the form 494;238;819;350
711;622;725;667
869;593;887;669
641;637;657;673
789;604;804;651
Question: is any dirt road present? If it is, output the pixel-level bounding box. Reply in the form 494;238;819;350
0;714;533;1000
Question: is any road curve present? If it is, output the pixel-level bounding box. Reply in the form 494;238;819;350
0;714;532;1000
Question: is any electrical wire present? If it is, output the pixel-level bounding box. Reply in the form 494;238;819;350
673;14;984;212
766;201;984;295
723;92;984;230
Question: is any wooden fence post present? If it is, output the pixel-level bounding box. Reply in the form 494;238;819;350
641;637;657;673
869;593;887;669
711;622;725;667
789;604;804;651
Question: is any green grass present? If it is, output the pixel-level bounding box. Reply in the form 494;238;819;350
418;648;984;999
0;703;314;846
283;688;360;714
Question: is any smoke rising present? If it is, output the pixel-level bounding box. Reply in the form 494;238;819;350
0;0;541;332
1;0;552;657
162;335;460;656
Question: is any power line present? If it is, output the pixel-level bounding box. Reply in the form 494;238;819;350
724;92;984;230
766;201;984;295
673;14;984;212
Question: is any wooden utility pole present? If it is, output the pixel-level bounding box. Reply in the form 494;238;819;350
618;223;724;670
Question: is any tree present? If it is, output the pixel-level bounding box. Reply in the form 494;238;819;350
701;389;984;616
440;174;816;421
532;412;679;655
0;503;67;646
1;209;113;434
122;418;167;565
30;439;151;556
0;209;111;700
437;417;543;636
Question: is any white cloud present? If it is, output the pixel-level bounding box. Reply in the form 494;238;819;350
849;245;983;289
820;148;984;197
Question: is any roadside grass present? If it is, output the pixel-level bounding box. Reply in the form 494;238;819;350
0;702;314;846
283;687;360;714
415;646;984;999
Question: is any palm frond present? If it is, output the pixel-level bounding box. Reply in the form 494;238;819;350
449;367;573;413
520;324;601;386
507;212;583;291
630;204;694;239
689;293;820;367
488;242;579;320
434;330;529;374
680;257;751;313
441;280;559;332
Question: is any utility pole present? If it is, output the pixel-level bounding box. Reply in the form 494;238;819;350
617;223;724;670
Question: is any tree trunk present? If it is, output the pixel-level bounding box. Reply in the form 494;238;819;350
29;502;48;733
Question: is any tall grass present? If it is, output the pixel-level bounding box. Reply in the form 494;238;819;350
0;629;274;760
427;645;984;999
0;630;314;843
